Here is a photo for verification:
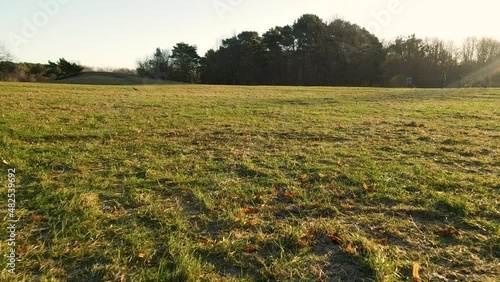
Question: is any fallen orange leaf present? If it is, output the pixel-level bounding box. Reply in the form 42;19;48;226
17;245;32;258
373;238;387;244
326;234;343;245
297;240;309;248
254;191;265;200
284;192;297;197
247;220;258;226
413;262;422;282
299;174;308;180
197;239;209;244
306;227;313;239
363;183;373;192
341;203;354;210
244;245;257;253
31;214;48;222
242;208;258;214
138;252;146;258
272;186;278;194
345;242;353;253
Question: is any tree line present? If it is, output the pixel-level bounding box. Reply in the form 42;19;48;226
137;14;500;87
0;57;84;82
1;14;499;86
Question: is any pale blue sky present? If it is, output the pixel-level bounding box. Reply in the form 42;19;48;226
1;0;498;69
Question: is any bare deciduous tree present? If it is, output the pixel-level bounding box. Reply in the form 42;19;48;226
476;37;500;66
461;37;478;66
0;42;14;62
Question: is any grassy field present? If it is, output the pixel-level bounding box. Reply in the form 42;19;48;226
43;72;183;85
0;82;499;282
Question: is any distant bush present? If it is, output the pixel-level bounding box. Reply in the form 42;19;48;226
44;58;84;80
136;48;171;80
0;61;49;82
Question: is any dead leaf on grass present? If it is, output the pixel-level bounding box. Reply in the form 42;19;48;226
254;191;265;200
345;242;353;253
242;208;258;214
297;239;310;248
326;233;343;245
363;183;373;192
244;245;257;253
413;262;423;282
284;192;297;198
17;245;32;258
373;238;387;244
247;220;258;226
31;214;48;222
299;174;308;180
197;238;213;245
138;252;147;258
306;227;313;239
436;227;459;236
341;203;354;210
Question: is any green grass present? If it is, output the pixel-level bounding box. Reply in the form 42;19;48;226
1;82;499;281
43;72;183;85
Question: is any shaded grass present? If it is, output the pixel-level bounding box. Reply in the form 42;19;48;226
0;83;499;281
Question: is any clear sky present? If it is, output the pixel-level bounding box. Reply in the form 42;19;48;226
1;0;498;69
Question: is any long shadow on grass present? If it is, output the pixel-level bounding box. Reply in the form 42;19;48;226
63;256;112;282
313;241;375;282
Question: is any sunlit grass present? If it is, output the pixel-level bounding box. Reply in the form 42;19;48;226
0;83;499;281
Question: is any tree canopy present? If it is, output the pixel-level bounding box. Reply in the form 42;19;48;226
136;48;171;80
170;43;200;83
200;15;386;86
44;58;84;80
132;14;499;87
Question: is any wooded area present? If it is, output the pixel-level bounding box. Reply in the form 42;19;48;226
137;14;500;87
2;14;499;87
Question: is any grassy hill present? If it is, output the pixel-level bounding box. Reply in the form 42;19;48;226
43;71;182;85
0;83;498;281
